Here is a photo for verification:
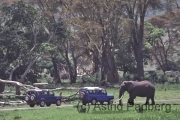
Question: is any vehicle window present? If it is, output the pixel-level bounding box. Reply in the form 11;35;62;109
88;90;93;94
95;90;99;94
102;90;107;94
97;90;101;94
79;89;87;94
80;89;86;93
27;92;30;95
49;91;54;95
29;91;34;95
92;90;95;94
44;91;48;95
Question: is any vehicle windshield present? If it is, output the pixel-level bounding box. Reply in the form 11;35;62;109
27;91;35;95
49;91;54;95
79;89;86;93
101;89;107;94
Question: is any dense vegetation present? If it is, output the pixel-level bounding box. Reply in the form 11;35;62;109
0;0;180;94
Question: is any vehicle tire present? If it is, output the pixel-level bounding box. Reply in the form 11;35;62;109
56;99;61;106
46;103;51;107
108;99;113;105
91;99;97;105
30;94;36;101
30;104;35;107
40;100;45;107
25;95;30;102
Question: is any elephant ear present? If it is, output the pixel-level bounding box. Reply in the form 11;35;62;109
124;81;135;92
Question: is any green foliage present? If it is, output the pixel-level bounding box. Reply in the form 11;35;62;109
115;40;136;74
0;0;59;83
39;43;55;53
2;0;37;27
144;22;165;50
37;60;53;70
144;70;168;83
144;42;152;49
81;74;97;84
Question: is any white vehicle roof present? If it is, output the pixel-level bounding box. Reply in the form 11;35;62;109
80;87;105;90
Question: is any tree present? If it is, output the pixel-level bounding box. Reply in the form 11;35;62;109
145;9;180;72
60;0;125;83
120;0;163;80
115;39;136;76
0;1;54;94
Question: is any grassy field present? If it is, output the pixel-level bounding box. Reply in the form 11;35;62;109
0;104;180;120
1;84;180;120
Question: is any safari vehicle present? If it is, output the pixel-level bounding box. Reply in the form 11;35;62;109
78;87;114;105
24;89;61;107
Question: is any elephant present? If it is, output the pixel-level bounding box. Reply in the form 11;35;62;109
119;80;155;105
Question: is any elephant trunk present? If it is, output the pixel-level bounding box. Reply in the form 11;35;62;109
119;88;125;105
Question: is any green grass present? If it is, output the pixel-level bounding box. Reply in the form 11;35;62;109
1;84;180;120
0;104;180;120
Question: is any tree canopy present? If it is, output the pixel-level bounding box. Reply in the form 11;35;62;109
1;0;180;93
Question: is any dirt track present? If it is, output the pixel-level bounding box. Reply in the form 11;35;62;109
1;99;180;111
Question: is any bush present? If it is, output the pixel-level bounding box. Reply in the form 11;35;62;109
144;70;167;83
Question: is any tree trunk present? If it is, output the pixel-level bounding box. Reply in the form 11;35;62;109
0;83;5;93
101;47;119;83
0;70;6;94
92;49;100;74
64;47;77;84
134;43;144;80
106;60;119;83
20;55;41;83
70;71;77;84
131;18;145;80
52;57;61;84
101;50;107;82
16;85;21;95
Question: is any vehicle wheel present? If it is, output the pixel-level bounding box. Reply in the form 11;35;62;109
29;104;35;107
56;99;61;106
25;95;30;102
30;94;36;101
46;103;51;107
108;99;113;105
91;99;97;105
40;100;45;107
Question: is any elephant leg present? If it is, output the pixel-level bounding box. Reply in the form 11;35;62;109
128;98;134;105
145;97;150;105
151;97;155;105
128;94;136;105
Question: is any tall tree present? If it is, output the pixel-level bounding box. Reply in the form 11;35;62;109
146;9;180;72
60;0;125;83
0;1;54;94
120;0;162;80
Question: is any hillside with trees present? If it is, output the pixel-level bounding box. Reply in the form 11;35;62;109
0;0;180;95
